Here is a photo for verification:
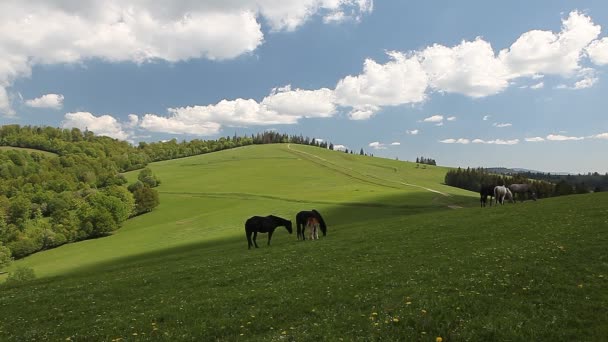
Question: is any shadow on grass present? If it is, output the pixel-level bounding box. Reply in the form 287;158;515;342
21;190;477;285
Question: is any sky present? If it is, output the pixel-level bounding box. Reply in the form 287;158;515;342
1;1;608;174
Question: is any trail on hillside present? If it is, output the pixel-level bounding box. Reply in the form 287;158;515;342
285;144;452;198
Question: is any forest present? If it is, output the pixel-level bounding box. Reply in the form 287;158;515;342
444;167;607;198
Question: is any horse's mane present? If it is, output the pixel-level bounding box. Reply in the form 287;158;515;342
311;209;327;230
268;215;289;223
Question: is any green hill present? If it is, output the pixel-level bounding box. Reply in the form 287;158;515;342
0;146;58;157
1;144;606;341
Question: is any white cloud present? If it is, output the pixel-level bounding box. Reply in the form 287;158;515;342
419;38;510;97
368;141;386;149
0;87;14;117
423;115;444;123
591;132;608;139
0;0;372;116
483;115;490;121
334;51;428;112
139;86;337;134
333;144;347;151
24;93;64;109
390;142;400;146
439;138;470;144
573;75;598;89
62;112;129;140
347;105;380;120
530;82;544;89
586;37;608;65
472;138;519;145
499;11;600;78
126;114;139;128
447;116;456;121
546;134;584;141
406;129;419;135
435;122;444;127
493;122;512;128
525;137;545;142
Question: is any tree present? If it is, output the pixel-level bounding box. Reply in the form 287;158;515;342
0;242;12;269
132;187;160;215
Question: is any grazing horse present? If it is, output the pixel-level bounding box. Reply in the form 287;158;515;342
245;215;293;249
480;184;496;207
296;210;327;240
306;217;320;240
494;185;514;205
508;183;537;202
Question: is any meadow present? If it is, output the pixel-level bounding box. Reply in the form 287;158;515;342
0;144;606;341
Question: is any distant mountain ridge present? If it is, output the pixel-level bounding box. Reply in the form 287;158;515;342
486;167;572;176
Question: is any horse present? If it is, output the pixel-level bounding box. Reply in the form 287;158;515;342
296;210;327;240
494;185;514;205
245;215;293;249
480;184;496;207
508;183;537;202
306;217;320;240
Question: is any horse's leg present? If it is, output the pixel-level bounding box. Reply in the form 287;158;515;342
268;230;273;246
297;223;302;240
246;231;252;249
253;231;259;248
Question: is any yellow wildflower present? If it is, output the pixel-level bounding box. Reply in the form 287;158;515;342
436;337;443;342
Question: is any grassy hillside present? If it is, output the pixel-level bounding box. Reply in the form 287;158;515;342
1;144;606;341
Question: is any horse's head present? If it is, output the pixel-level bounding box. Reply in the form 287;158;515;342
285;220;293;234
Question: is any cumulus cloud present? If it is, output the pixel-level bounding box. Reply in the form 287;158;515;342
499;11;600;77
472;138;519;145
447;116;456;121
0;0;373;116
483;115;490;121
587;37;608;65
439;138;470;144
419;38;510;97
139;86;336;134
333;144;347;151
422;115;444;123
390;142;400;146
62;112;129;140
334;51;428;116
573;74;598;89
525;137;545;142
591;132;608;139
368;141;386;149
546;134;584;141
406;129;419;135
24;93;64;109
493;122;512;128
530;82;544;89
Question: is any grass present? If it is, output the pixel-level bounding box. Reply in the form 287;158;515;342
0;144;606;341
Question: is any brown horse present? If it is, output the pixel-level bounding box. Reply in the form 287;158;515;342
306;217;320;240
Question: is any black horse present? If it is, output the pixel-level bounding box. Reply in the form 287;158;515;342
480;184;496;207
245;215;293;249
296;210;327;240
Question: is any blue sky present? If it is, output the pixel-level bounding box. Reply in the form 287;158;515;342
1;1;608;173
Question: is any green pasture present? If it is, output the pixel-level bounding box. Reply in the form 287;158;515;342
1;144;606;341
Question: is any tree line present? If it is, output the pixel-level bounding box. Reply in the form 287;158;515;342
444;167;555;198
416;156;437;166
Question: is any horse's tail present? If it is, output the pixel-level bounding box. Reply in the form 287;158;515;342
312;209;327;236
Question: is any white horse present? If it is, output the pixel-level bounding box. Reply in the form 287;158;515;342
494;186;514;205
